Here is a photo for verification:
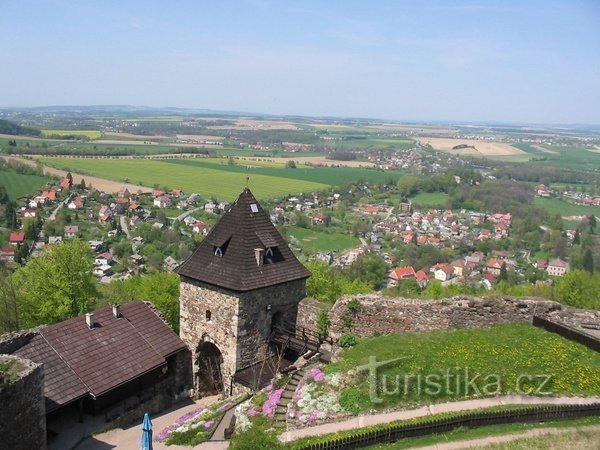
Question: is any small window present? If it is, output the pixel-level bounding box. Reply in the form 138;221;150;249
265;247;274;257
214;247;223;257
206;310;212;321
250;204;259;213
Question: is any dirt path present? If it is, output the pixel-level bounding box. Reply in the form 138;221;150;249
418;424;600;449
4;156;150;195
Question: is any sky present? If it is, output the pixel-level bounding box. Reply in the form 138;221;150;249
1;1;599;124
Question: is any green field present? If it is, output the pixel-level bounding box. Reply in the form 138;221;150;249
37;157;404;200
42;129;102;139
0;170;49;200
534;197;600;217
327;323;600;411
285;226;360;252
38;157;328;200
409;192;450;209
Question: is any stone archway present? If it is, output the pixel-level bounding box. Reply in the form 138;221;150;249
195;341;224;396
271;311;285;333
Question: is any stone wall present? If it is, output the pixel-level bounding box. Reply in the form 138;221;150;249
239;279;306;369
179;276;306;394
0;328;41;354
0;355;45;450
297;297;322;331
179;276;240;394
328;294;564;340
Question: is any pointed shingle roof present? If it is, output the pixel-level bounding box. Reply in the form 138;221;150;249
177;188;310;291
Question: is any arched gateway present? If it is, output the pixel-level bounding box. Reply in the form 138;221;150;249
177;188;310;395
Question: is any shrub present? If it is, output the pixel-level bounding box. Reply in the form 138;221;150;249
230;416;283;450
339;388;369;415
342;315;353;328
339;333;358;348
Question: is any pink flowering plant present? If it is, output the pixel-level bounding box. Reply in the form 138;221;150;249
288;366;344;426
156;393;246;445
233;382;286;432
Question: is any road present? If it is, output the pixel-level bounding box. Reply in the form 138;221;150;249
47;194;71;221
119;215;131;238
172;206;204;222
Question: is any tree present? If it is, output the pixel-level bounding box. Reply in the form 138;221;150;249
286;160;297;169
555;270;600;310
573;230;581;245
589;214;597;234
347;253;388;289
583;248;594;274
66;171;73;187
498;262;508;282
79;178;86;189
5;201;17;228
0;269;20;332
14;240;99;328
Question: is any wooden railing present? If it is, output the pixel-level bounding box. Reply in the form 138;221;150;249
295;403;600;450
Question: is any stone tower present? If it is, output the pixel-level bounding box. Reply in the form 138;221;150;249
177;188;310;395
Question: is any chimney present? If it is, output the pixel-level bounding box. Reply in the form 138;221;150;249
112;304;121;318
85;312;94;329
254;248;264;267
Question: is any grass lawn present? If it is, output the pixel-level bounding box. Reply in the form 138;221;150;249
0;169;50;200
533;197;600;217
409;192;450;209
286;411;600;450
360;416;600;449
326;323;600;412
285;226;360;252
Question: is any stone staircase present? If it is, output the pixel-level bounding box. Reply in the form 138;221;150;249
273;368;306;429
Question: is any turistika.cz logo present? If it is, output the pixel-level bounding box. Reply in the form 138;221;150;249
355;356;553;404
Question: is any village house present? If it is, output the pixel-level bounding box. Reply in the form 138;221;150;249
118;187;131;198
415;270;429;288
64;225;79;239
48;236;63;245
547;258;569;277
9;232;25;246
433;263;454;282
67;197;85;210
153;195;172;208
129;215;143;227
94;251;113;266
93;264;113;277
192;220;209;235
0;247;15;263
388;266;416;286
164;256;179;272
58;178;71;191
170;188;184;197
487;258;504;276
41;189;57;202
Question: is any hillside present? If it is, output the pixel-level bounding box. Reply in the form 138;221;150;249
0;119;41;137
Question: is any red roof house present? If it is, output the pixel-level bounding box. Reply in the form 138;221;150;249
9;232;25;245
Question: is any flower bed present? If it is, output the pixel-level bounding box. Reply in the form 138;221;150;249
288;366;345;426
155;394;245;446
234;382;286;432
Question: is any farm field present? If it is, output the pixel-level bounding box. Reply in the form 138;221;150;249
37;157;404;200
537;146;600;171
417;137;527;158
163;158;402;185
326;323;600;412
37;157;328;200
42;129;102;139
533;197;600;217
285;226;360;252
327;137;415;151
409;192;450;209
0;169;49;200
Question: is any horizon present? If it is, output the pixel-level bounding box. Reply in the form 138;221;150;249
2;1;600;124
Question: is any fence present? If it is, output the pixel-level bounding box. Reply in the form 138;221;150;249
296;403;600;450
533;316;600;352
